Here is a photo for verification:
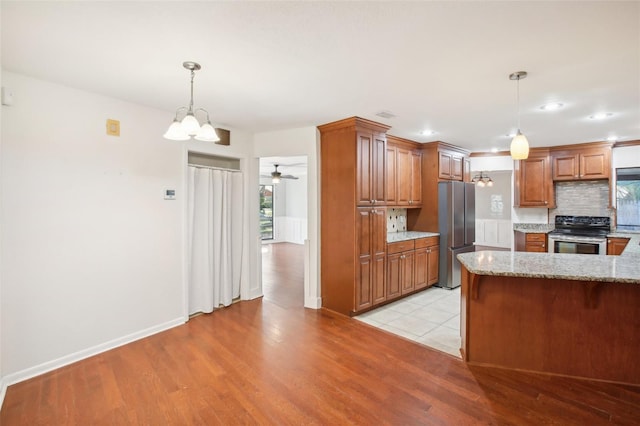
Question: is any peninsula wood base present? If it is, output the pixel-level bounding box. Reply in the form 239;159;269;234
460;266;640;386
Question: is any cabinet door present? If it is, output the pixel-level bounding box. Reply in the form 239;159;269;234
552;153;579;180
516;154;555;208
356;132;373;206
400;251;415;295
355;208;373;311
607;238;630;255
386;146;397;204
438;151;452;179
463;158;471;183
410;151;422;206
372;133;387;205
427;245;439;286
396;147;412;205
581;149;609;180
386;253;402;301
371;208;386;304
451;156;463;181
414;248;428;290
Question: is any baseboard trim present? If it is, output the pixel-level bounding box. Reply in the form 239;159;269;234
305;296;322;309
1;317;185;395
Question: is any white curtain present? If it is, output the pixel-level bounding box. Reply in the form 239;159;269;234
187;166;243;315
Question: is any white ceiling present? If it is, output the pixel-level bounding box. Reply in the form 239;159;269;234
2;1;639;152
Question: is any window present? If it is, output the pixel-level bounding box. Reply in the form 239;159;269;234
616;167;640;231
259;185;274;240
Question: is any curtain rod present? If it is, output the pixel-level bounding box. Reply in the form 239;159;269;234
187;163;242;173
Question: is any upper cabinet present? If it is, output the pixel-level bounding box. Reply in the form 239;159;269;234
438;148;464;181
551;142;612;181
356;130;387;206
386;135;422;208
514;149;556;208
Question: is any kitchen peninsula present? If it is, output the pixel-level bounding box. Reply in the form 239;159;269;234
457;236;640;385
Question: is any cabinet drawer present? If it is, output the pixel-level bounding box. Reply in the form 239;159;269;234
415;236;438;249
387;240;415;254
525;233;546;242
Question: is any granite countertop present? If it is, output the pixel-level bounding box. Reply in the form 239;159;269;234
457;249;640;284
513;223;555;233
387;231;439;243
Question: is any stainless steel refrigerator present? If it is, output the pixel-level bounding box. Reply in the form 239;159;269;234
437;181;475;289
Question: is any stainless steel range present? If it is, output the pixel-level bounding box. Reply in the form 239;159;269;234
547;215;610;255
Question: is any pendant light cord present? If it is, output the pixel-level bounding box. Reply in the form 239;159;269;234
516;76;521;131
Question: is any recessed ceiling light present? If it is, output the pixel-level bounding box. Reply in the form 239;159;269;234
540;102;564;111
491;147;499;153
421;129;436;136
589;112;613;120
506;132;517;138
375;110;396;119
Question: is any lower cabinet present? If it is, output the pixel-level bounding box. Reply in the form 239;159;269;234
515;231;548;252
386;236;439;304
607;237;630;255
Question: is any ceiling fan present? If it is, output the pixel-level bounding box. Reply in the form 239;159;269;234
261;164;299;183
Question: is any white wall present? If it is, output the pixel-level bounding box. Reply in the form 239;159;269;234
254;127;320;309
0;71;255;388
612;145;640;168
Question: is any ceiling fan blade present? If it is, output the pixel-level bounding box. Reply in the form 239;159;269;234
281;175;299;180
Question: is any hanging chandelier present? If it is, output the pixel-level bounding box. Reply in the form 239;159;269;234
164;61;220;142
509;71;529;160
471;171;493;187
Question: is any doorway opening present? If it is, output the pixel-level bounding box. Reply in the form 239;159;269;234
259;156;308;308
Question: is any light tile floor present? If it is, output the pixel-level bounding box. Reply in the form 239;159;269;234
355;286;462;358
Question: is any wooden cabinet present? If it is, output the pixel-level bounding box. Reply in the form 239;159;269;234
607;237;630;255
356;130;387;206
414;236;439;289
319;117;391;316
357;207;387;310
514;231;548;252
551;143;612;181
463;158;471;183
438;149;464;181
407;142;469;233
386;136;422;207
513;149;556;208
387;240;415;300
387;236;439;301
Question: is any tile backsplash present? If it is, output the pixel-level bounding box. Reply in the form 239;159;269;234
387;208;407;232
549;180;611;222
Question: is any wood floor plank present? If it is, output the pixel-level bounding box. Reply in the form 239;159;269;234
2;242;640;424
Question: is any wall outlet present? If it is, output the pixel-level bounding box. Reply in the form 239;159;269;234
164;189;176;200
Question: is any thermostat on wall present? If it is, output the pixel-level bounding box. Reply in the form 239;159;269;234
164;189;176;200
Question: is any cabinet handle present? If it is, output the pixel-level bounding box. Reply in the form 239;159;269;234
544;201;548;204
542;244;545;248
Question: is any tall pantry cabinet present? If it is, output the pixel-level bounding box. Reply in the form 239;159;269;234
319;117;390;316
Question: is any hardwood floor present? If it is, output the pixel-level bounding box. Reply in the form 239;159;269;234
2;243;640;424
261;242;304;309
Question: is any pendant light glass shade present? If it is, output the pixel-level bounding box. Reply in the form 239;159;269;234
181;112;201;136
194;122;220;142
163;119;190;141
510;130;530;160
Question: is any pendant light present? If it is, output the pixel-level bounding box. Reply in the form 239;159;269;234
509;71;529;160
471;171;493;187
164;61;220;142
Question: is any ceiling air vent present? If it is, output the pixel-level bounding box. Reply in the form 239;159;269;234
375;110;396;119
